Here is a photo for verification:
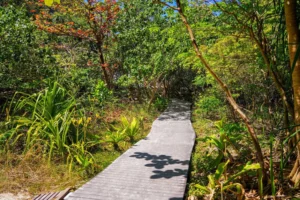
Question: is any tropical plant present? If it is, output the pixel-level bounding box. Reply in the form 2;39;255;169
104;129;126;151
120;117;140;143
153;96;168;111
92;80;112;107
201;133;228;168
200;120;245;168
67;141;96;175
196;94;225;119
5;81;90;162
194;160;262;200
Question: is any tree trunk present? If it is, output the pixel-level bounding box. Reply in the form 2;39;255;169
285;0;300;184
163;0;266;179
148;74;163;110
97;44;112;89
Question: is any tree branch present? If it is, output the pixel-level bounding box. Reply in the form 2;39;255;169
161;0;267;181
153;0;180;11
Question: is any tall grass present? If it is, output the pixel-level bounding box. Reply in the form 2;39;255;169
4;81;94;171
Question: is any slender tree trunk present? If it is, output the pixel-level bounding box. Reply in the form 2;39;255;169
148;74;163;110
159;0;266;178
86;4;112;89
285;0;300;183
97;43;112;89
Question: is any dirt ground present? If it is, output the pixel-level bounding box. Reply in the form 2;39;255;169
0;193;31;200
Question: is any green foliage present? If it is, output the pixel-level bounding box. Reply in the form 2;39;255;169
193;160;261;200
200;134;226;168
107;116;142;145
5;81;92;163
215;120;246;144
120;116;141;143
153;96;168;111
198;96;221;113
0;129;13;147
193;75;214;87
115;0;195;99
67;141;96;175
0;0;298;197
104;129;126;151
0;5;55;93
197;119;248;180
92;80;112;106
195;92;226;119
14;81;75;120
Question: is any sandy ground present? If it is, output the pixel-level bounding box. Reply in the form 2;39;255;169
0;193;31;200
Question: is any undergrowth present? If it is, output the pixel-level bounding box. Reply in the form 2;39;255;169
188;97;300;200
0;81;160;197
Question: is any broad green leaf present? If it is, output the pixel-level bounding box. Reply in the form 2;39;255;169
214;160;230;181
131;118;138;131
225;162;261;185
243;162;261;171
45;0;54;6
45;0;60;6
74;155;83;165
195;184;210;193
121;116;129;127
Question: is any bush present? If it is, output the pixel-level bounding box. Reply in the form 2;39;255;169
196;95;226;119
92;80;112;107
153;96;168;111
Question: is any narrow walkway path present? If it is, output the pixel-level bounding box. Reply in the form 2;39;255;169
66;99;195;200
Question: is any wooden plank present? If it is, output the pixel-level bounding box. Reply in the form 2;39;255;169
66;99;195;200
33;188;71;200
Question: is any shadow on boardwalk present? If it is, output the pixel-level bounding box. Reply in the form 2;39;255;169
157;103;191;121
66;99;195;200
130;152;189;179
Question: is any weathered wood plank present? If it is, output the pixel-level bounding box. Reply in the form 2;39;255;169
34;188;70;200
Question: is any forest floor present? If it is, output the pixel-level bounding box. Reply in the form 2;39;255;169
0;193;31;200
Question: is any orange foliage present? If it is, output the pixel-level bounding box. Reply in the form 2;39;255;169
29;0;119;87
30;0;119;41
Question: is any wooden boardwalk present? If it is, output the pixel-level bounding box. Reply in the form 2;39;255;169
66;99;195;200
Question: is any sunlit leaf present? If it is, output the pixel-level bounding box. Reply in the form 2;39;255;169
45;0;54;7
214;160;230;181
195;184;210;193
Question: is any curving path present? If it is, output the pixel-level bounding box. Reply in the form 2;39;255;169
66;99;195;200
